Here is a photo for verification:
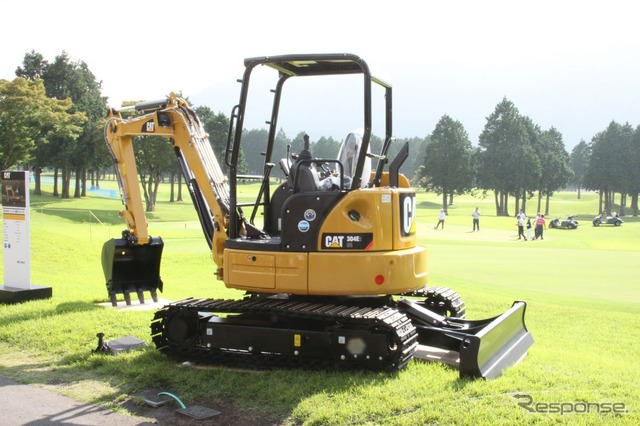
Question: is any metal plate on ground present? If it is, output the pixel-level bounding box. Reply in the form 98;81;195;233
177;405;221;419
138;390;175;408
106;336;147;354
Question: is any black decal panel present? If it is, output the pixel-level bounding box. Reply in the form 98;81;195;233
399;193;416;237
321;233;373;250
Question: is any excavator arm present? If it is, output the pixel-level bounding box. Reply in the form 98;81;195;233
101;94;229;305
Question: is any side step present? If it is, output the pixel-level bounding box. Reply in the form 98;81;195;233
398;299;533;379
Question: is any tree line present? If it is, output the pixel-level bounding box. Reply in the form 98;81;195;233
419;98;640;217
1;51;638;216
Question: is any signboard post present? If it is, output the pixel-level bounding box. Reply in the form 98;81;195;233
1;170;52;303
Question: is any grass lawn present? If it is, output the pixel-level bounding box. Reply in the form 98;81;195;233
1;182;639;425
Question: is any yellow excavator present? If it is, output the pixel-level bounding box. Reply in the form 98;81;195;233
101;53;533;379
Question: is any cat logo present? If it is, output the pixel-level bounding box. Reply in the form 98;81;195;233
400;193;416;236
325;235;344;248
142;120;155;133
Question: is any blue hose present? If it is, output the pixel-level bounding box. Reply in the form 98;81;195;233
157;392;187;409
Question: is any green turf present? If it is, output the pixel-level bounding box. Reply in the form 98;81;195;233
0;182;638;425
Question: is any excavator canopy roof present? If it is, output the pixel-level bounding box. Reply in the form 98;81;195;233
243;53;391;87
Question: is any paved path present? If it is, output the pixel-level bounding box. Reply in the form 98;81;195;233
0;375;154;425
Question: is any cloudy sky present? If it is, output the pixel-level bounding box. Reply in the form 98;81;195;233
2;0;639;150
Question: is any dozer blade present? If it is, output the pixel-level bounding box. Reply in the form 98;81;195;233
101;237;164;306
398;299;533;379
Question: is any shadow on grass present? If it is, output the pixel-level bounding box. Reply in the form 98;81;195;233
0;299;409;423
37;208;124;225
29;192;161;225
0;342;407;425
0;301;102;326
418;200;443;209
450;375;475;391
34;206;161;225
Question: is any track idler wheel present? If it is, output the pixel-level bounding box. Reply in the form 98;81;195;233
165;309;201;346
151;307;202;355
421;286;467;318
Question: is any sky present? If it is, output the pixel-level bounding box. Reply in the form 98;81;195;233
2;0;640;151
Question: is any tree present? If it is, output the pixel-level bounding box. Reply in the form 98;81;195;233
70;60;108;197
239;128;269;175
15;50;47;80
583;121;632;214
195;106;231;172
16;51;108;198
477;98;538;216
40;52;107;198
168;160;184;203
403;136;429;185
513;116;542;215
0;78;85;171
622;125;640;216
569;140;589;199
535;127;572;215
313;136;340;160
0;78;43;170
133;136;175;212
421;115;473;210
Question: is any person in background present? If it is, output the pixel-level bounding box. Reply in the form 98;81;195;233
526;217;532;240
534;214;546;240
435;208;446;230
472;207;481;231
517;214;526;240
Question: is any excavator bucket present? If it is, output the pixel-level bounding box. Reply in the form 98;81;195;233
101;237;164;306
399;299;533;379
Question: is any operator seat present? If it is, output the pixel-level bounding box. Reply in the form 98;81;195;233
289;134;321;192
337;130;371;189
292;162;321;192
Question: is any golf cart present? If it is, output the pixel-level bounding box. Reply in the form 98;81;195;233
592;213;623;227
549;215;579;229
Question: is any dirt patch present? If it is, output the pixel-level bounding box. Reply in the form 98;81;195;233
122;396;284;425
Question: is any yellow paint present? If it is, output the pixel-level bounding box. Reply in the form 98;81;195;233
3;213;25;221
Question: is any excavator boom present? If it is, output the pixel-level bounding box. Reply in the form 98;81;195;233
101;95;229;305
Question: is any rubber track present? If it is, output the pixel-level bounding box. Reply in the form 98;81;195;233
150;297;418;371
401;286;467;318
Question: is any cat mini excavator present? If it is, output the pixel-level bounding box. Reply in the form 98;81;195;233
101;53;533;379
